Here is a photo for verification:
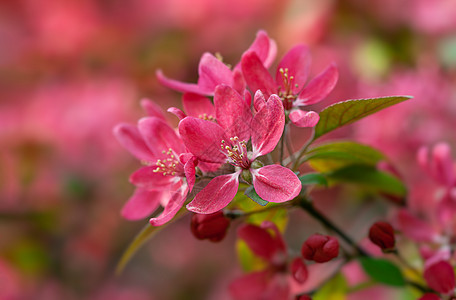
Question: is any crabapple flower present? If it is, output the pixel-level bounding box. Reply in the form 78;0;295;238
179;85;301;214
301;234;339;263
113;117;196;226
368;221;396;251
241;44;338;128
157;30;277;96
190;211;230;242
229;221;307;300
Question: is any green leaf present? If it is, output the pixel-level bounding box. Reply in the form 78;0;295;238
115;208;187;275
245;186;268;206
313;273;348;300
359;257;406;286
299;173;328;187
304;141;385;172
314;96;412;140
327;165;406;197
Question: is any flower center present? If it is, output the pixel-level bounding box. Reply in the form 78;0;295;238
220;136;251;169
278;68;298;110
198;113;216;121
153;148;183;176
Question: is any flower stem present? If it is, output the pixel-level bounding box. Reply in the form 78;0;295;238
291;130;315;170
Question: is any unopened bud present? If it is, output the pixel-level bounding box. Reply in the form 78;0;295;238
301;234;339;263
424;261;456;294
191;212;230;242
368;221;396;251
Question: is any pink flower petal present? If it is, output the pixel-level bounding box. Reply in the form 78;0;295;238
233;68;246;95
241;51;277;98
252;165;301;203
156;69;212;95
289;110;320;128
186;172;240;214
397;209;438;243
424;260;456;294
244;89;252;107
276;44;311;94
121;188;162;220
197;52;233;93
113;123;154;162
167;107;186;120
297;63;338;105
238;223;280;261
129;166;174;189
184;156;197;192
234;30;277;71
417;146;430;172
178;117;226;164
291;258;308;284
253;90;266;112
264;275;290;300
251;95;284;157
140;99;166;121
229;270;272;300
182;93;215;119
149;183;188;226
290;259;344;295
243;30;277;68
431;142;455;187
138;117;185;157
214;85;252;141
261;221;287;253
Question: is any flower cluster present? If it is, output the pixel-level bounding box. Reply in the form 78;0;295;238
114;30;337;225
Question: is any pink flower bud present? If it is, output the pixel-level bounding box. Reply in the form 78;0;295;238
290;258;308;284
424;261;456;294
368;221;396;251
301;234;339;263
418;294;441;300
190;212;230;242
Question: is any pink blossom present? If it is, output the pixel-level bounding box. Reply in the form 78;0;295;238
114;117;196;225
241;44;338;127
178;85;301;214
157;30;276;96
229;221;303;300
